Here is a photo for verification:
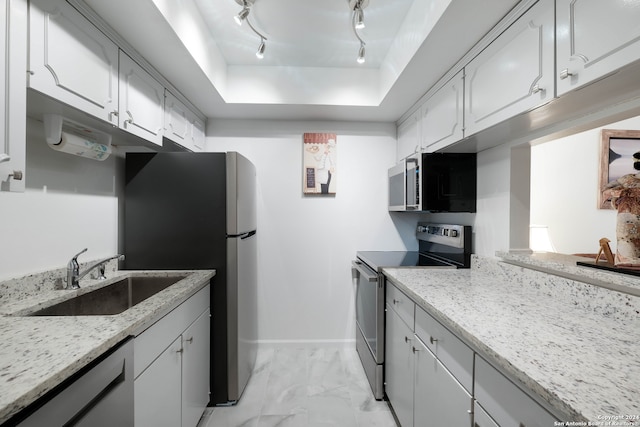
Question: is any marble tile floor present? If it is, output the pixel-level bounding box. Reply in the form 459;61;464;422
197;347;398;427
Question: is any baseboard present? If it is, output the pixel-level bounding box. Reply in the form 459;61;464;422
256;339;356;349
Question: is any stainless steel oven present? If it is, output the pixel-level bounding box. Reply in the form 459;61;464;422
351;223;471;400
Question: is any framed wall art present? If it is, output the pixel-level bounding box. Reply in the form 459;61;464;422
598;129;640;209
303;133;337;195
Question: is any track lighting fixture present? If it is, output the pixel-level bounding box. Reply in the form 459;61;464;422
233;0;267;59
354;8;365;30
256;39;266;59
349;0;369;64
234;7;250;26
357;43;366;64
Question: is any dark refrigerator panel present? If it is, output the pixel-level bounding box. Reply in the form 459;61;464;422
124;153;227;270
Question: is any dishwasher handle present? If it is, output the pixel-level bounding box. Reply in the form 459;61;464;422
351;260;378;282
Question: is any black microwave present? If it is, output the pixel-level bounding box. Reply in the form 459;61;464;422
388;153;476;212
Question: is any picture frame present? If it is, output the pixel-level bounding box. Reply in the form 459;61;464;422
303;133;337;195
598;129;640;209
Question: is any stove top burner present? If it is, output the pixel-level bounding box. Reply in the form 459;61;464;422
356;223;471;271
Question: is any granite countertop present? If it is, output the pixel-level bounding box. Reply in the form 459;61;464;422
383;257;640;423
0;268;214;424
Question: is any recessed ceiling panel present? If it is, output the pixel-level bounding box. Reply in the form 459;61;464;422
193;0;414;68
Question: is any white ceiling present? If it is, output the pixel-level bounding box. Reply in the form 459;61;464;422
82;0;520;122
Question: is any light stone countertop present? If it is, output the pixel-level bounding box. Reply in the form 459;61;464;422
383;257;640;423
0;268;214;425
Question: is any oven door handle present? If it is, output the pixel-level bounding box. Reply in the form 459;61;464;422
351;260;378;282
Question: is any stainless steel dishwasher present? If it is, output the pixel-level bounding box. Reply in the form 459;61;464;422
15;338;134;427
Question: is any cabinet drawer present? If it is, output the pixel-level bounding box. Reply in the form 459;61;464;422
134;284;210;378
386;284;415;330
475;356;558;427
414;306;473;393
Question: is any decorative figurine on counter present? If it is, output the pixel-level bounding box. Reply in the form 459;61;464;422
595;238;615;265
603;173;640;267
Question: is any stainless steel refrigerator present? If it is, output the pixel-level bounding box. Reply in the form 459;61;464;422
123;151;257;406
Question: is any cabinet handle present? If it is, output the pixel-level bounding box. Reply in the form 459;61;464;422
404;336;411;344
109;111;119;122
176;347;184;354
9;170;23;181
393;299;400;305
412;346;418;353
429;336;438;344
531;84;543;94
559;68;573;80
185;337;194;344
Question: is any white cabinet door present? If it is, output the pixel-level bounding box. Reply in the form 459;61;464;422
397;111;420;161
473;401;499;427
164;90;191;148
164;90;206;152
556;0;640;96
475;356;558;427
182;309;210;427
385;303;414;427
414;340;472;427
1;0;26;192
465;0;554;136
421;71;464;153
29;0;119;126
134;336;182;427
119;51;164;146
191;117;206;152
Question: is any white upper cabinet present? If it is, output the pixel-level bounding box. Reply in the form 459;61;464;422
556;0;640;96
192;119;205;152
118;51;164;146
464;0;554;137
29;0;119;126
164;90;191;147
1;0;26;192
421;70;464;153
397;111;420;161
164;90;205;152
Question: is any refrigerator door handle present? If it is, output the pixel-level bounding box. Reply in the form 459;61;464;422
226;230;257;240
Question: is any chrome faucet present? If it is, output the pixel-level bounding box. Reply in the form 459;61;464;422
66;248;125;289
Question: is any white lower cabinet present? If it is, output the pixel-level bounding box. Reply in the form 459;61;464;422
474;355;558;427
473;401;499;427
385;301;415;427
135;335;183;426
134;285;210;427
414;338;472;427
181;310;211;427
386;283;473;426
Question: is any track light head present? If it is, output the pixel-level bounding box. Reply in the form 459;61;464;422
256;39;266;59
354;8;365;29
357;44;365;64
234;7;250;25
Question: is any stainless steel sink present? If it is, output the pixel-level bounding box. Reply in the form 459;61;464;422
30;274;188;316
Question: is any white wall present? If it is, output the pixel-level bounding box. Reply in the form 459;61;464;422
0;118;123;281
206;119;419;344
530;115;640;254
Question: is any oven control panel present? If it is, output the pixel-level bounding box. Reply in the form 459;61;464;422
416;223;469;248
